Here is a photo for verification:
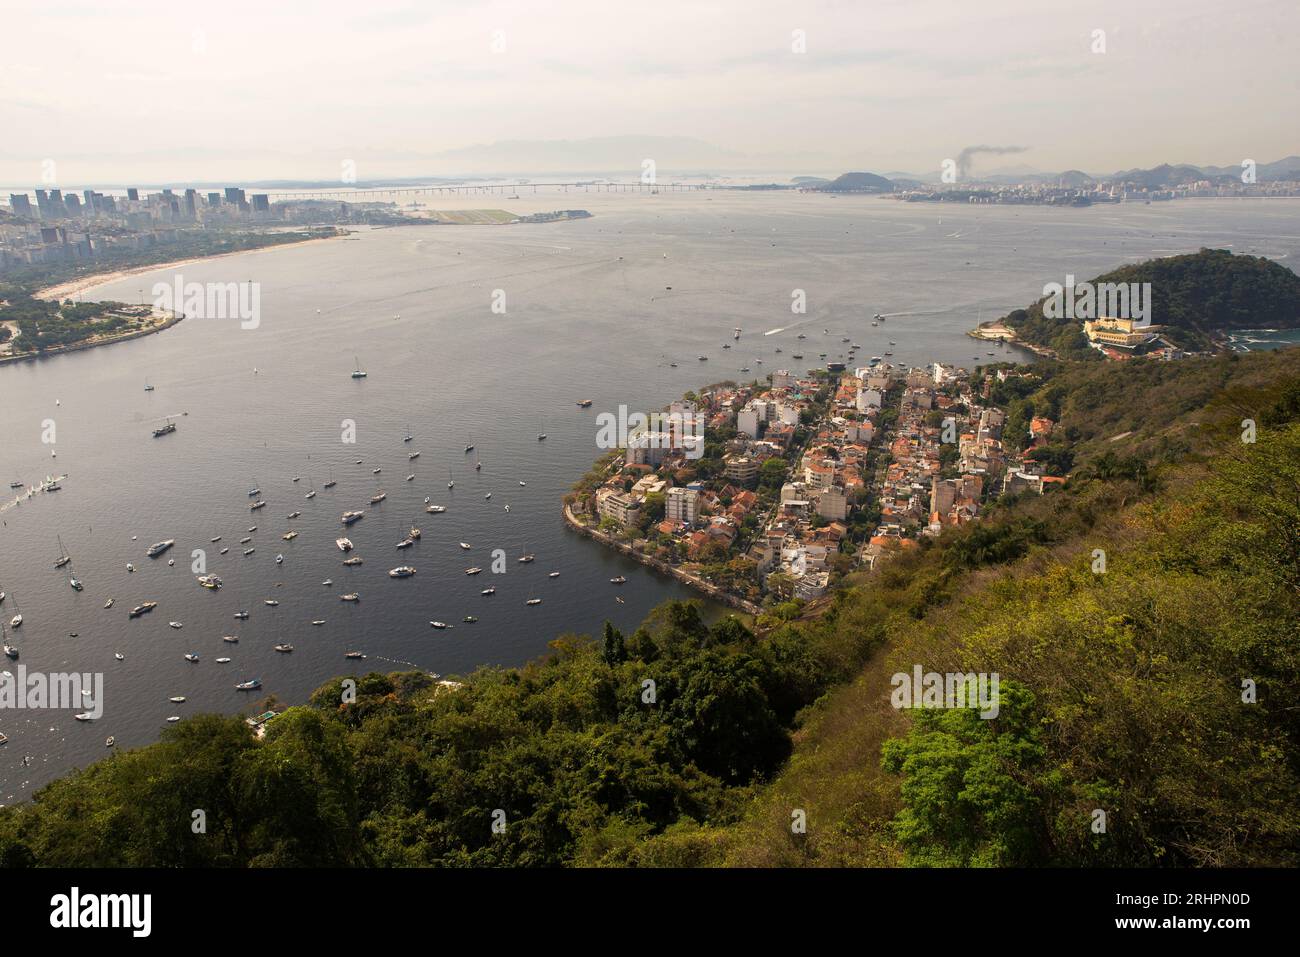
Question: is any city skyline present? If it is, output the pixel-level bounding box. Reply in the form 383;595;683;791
3;0;1297;183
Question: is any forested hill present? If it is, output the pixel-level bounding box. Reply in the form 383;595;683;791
1;348;1298;867
1004;248;1300;356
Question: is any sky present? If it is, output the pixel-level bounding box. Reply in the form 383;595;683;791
2;0;1297;185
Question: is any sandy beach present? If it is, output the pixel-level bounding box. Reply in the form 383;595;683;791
35;232;346;303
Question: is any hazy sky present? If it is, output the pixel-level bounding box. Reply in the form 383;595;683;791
2;0;1296;184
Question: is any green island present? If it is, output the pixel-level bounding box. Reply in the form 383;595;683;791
983;248;1300;357
1;252;1299;868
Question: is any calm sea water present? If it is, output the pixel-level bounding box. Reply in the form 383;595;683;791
1;191;1297;798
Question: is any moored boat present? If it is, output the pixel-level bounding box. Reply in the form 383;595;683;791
146;539;175;558
128;601;158;619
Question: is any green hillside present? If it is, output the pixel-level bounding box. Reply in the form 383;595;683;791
1004;248;1300;356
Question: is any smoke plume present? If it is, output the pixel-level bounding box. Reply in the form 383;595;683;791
956;145;1029;179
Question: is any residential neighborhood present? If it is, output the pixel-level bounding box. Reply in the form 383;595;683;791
566;357;1064;610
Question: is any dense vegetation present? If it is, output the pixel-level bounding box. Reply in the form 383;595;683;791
1;348;1297;867
0;293;134;353
1003;248;1300;355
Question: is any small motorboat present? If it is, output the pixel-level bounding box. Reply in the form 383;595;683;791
465;567;482;575
222;635;239;643
525;598;542;606
459;542;471;550
184;654;199;662
169;696;186;703
345;651;366;659
481;586;496;596
311;620;326;626
104;597;115;609
429;621;449;629
105;736;115;747
264;599;279;606
463;616;478;623
216;657;231;663
274;644;293;653
114;653;124;661
169;621;183;629
234;611;249;620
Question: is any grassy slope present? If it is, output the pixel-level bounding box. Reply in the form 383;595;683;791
628;347;1300;866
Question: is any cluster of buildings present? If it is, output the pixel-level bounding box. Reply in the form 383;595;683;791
0;185;275;275
741;368;880;599
0;185;381;276
582;355;1075;607
860;363;1064;569
1082;316;1193;361
592;394;776;564
894;177;1300;207
7;186;274;227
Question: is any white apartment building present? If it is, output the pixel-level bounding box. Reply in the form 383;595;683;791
596;488;642;526
665;486;699;525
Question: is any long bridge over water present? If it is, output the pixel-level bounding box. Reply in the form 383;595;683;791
265;181;718;200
